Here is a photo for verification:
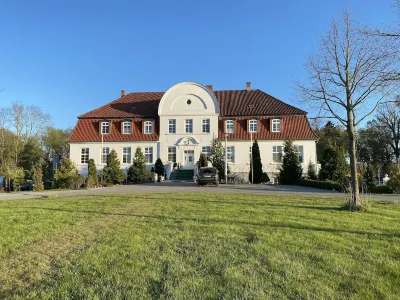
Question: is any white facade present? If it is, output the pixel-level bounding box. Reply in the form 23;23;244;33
69;82;317;181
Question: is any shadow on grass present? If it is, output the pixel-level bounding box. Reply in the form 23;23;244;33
18;206;400;239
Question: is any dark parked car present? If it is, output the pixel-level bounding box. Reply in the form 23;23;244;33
197;167;219;186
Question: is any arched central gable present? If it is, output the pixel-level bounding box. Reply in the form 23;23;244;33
158;82;220;116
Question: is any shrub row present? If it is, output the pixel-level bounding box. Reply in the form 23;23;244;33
298;179;343;191
369;185;391;194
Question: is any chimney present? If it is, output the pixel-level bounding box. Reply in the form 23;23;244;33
206;85;213;91
246;82;251;91
121;90;126;97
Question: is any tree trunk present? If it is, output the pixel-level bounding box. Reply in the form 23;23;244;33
348;124;361;207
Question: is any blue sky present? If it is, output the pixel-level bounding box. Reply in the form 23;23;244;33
0;0;395;129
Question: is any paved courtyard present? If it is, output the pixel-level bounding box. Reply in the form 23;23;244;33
1;182;399;201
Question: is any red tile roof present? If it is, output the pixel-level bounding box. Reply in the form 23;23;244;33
69;89;317;142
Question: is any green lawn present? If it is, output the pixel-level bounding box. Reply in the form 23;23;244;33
0;193;399;299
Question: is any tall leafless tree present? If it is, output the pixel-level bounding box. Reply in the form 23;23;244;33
376;101;400;163
296;11;400;208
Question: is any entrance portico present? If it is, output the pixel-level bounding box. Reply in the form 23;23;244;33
176;136;199;169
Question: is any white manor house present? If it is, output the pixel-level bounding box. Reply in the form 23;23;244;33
68;82;318;182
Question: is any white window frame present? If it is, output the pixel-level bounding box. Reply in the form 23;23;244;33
295;145;304;163
272;119;281;132
226;146;235;163
168;119;176;134
185;119;193;133
168;146;176;162
122;147;131;164
272;146;283;163
81;148;89;164
123;121;131;134
249;119;258;133
202;119;210;133
145;147;153;163
201;146;211;161
226;120;234;133
101;147;110;164
101;122;109;134
144;121;153;134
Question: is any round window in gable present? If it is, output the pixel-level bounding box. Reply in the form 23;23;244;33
187;99;192;105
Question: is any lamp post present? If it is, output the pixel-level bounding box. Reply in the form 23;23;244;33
100;130;104;182
224;133;228;183
250;131;253;184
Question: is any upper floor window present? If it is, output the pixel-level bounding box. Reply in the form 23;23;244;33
102;122;109;134
102;147;110;164
144;121;153;134
272;146;283;163
249;120;258;133
123;121;131;134
145;147;153;163
202;119;210;133
122;147;131;164
226;120;234;133
81;148;89;164
295;145;304;163
168;146;176;162
186;119;193;133
201;146;211;161
227;146;235;163
272;119;281;132
169;119;176;134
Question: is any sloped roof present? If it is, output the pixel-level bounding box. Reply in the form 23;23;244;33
78;89;306;119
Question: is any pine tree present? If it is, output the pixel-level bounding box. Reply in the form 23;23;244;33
307;160;318;180
13;168;25;191
198;153;208;169
54;158;81;189
249;140;263;183
102;149;125;185
278;140;303;184
86;158;98;187
32;166;44;191
154;158;165;178
364;164;376;189
128;147;148;183
318;143;348;183
209;138;225;181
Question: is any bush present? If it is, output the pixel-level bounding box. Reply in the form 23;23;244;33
32;166;44;191
307;160;318;180
298;179;343;191
369;185;391;194
102;149;125;185
86;159;98;187
249;140;263;184
387;165;400;194
155;158;165;177
198;153;208;169
279;140;302;184
13;168;25;191
54;158;81;189
128;147;148;184
260;172;270;183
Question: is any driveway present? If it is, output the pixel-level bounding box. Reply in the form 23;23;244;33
1;182;399;201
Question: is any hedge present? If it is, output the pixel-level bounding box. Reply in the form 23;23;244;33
298;179;343;191
369;185;391;194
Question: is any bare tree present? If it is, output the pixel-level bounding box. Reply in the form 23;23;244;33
296;11;400;208
376;102;400;163
371;0;400;38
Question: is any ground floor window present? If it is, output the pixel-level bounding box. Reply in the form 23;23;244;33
201;146;210;160
272;146;283;163
122;147;131;164
168;147;176;162
102;147;110;164
81;148;89;164
145;147;153;163
227;146;235;163
295;145;304;163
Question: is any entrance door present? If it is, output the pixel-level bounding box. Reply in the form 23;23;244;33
183;150;195;169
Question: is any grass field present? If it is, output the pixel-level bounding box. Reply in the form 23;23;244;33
0;193;399;299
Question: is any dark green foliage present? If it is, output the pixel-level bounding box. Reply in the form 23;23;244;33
102;150;125;185
369;185;391;194
364;164;376;189
387;165;400;194
315;121;348;162
261;172;270;183
86;159;98;187
210;138;225;181
198;153;208;169
318;143;348;183
19;138;44;179
298;179;344;191
128;147;148;184
13;168;25;191
154;158;165;177
307;160;318;180
249;140;263;184
54;158;81;189
32;166;44;191
279;140;303;184
151;167;155;173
